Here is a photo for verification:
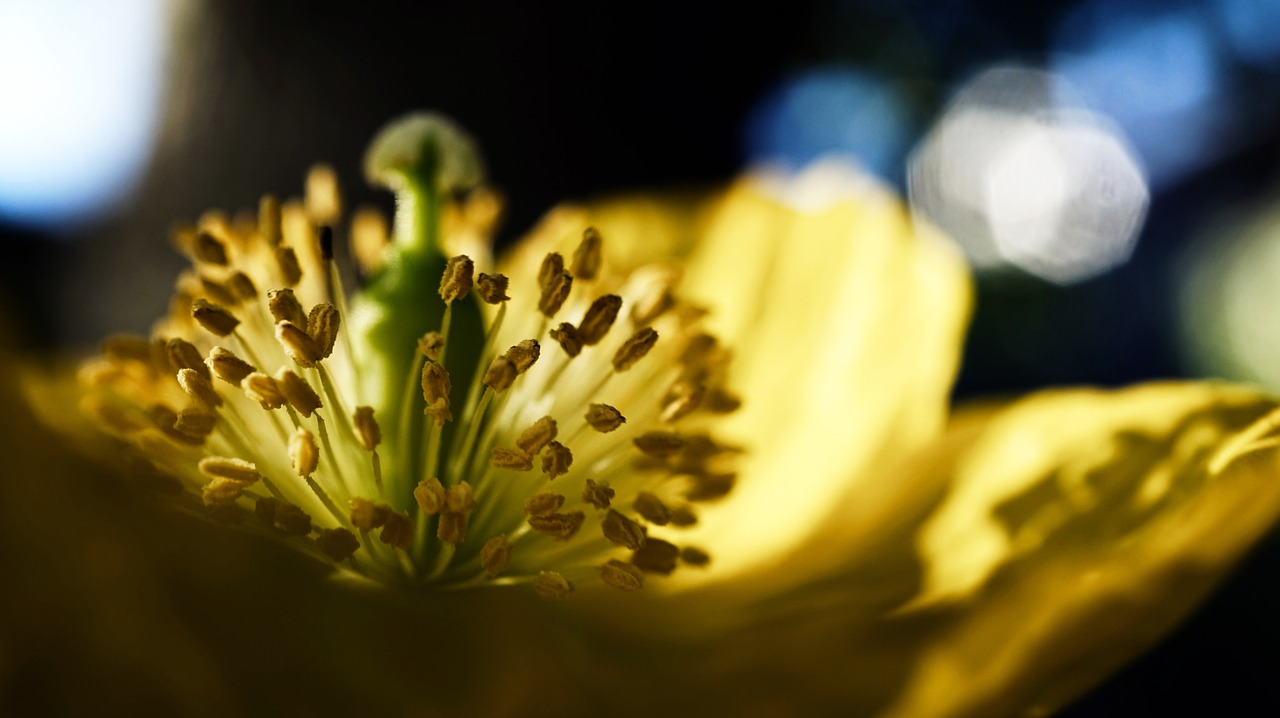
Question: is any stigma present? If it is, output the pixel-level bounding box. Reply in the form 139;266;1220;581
77;115;742;596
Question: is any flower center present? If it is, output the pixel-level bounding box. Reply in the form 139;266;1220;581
79;162;741;597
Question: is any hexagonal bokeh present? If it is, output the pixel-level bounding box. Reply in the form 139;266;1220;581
909;65;1149;285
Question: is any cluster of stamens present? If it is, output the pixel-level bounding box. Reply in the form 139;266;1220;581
78;166;742;597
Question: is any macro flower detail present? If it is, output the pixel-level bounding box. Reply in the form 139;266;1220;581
75;113;740;593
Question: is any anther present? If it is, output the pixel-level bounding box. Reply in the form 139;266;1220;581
475;272;509;304
305;164;342;225
101;334;153;364
600;560;644;592
413;478;446;514
437;511;469;545
480;536;511;576
198;275;238;307
527;511;585;540
166;338;210;382
352;406;382;451
202;477;247;506
504;339;540;374
538;269;573;318
585;404;625;433
578;294;622;345
632;538;679;575
289;427;319;478
582;479;615;510
198;456;262;483
680;546;710;566
541;441;572;480
601;509;646;550
174;407;216;439
538;252;565;287
446;483;477;513
178;367;223;409
318;225;334;261
612;327;658;372
483;356;517;393
669;505;698;527
705;388;743;414
418;332;444;361
659;381;705;423
276;247;302;286
571;227;603;280
257;497;312;536
242;372;287;409
350;206;389;275
307;303;340;359
533;571;574;599
259;195;282;247
268;288;307;326
524;492;565;517
192;299;240;337
517;416;557;456
380;510;414;549
227;272;257;302
549;323;583;358
439;255;474;303
421;361;453;424
349;497;390;530
634;492;671;525
634;431;685;458
276;369;322;417
206;346;255;385
490;447;532;471
276;321;323;367
317;528;360;561
193;231;229;266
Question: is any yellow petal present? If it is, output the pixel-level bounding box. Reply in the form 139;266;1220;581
505;161;972;580
887;382;1280;717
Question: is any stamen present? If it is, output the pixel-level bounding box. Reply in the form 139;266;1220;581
505;339;540;374
276;369;323;417
198;456;262;483
524;492;565;517
612;327;659;372
659;381;704;423
421;361;453;425
577;294;622;345
582;479;615;510
540;441;572;480
198;275;238;307
634;492;671;525
307;303;341;360
192;299;240;337
380;510;414;549
276;247;302;286
480;535;511;576
475;272;509;304
227;272;257;303
532;571;574;599
256;498;312;536
538;270;573;318
549;323;583;358
570;227;603;280
259;195;282;247
177;368;223;409
418;332;445;362
166;338;210;382
206;346;255;385
242;372;287;410
600;560;644;592
317;528;360;562
527;511;585;539
350;205;389;275
439;255;475;303
634;431;684;458
584;404;625;433
193;231;229;266
680;546;710;566
174;407;216;439
276;321;323;367
202;477;248;506
490;447;533;471
414;478;447;514
483;357;516;393
632;538;679;575
669;505;698;527
516;416;557;456
349;498;390;530
352;406;382;451
289;427;319;477
305;164;342;225
601;509;646;550
267;288;307;326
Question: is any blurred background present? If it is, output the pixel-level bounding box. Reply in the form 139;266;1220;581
3;0;1280;713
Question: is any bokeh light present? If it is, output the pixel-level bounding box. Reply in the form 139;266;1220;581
909;65;1149;285
0;0;167;230
743;66;912;181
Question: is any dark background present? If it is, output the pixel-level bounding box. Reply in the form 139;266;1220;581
3;0;1279;713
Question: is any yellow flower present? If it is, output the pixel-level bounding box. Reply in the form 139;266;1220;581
21;112;1280;715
